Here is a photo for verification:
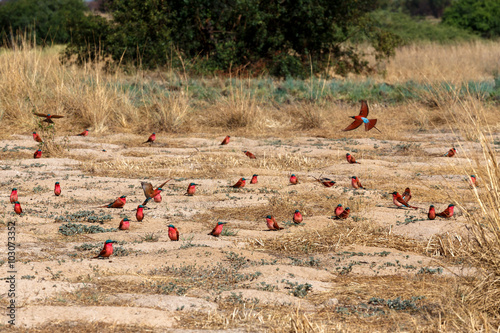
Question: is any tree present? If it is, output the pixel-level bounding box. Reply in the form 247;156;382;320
442;0;500;38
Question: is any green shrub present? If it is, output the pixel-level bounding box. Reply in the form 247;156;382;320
442;0;500;38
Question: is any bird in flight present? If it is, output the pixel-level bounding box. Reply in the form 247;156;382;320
343;100;381;133
141;180;171;205
34;113;64;124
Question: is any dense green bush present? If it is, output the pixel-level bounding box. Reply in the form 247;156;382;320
442;0;500;38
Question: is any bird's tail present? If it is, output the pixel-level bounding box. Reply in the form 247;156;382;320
365;119;381;133
142;198;151;206
408;205;419;210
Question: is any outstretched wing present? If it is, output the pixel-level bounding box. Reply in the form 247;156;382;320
359;100;369;117
402;188;411;202
364;119;378;131
34;112;48;117
141;182;154;198
343;119;363;131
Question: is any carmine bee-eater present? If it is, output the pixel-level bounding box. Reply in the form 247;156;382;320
208;222;227;237
168;224;179;241
34;149;42;159
266;215;283;230
250;174;258;184
143;132;156;144
428;205;436;220
154;192;162;203
186;183;199;196
136;205;144;222
351;176;364;189
10;188;18;203
343;100;381;133
443;148;456;157
335;204;344;217
141;180;171;205
437;204;455;218
313;176;336;187
101;195;127;208
54;182;61;196
34;112;64;124
32;132;43;143
93;240;116;259
220;135;231;145
77;129;89;136
336;207;351;219
14;201;22;215
469;175;477;187
231;178;246;188
391;192;418;209
244;151;256;159
402;187;412;202
346;153;360;164
119;218;130;230
290;174;299;185
293;210;303;224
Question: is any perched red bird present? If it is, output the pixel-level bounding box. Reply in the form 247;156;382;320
10;188;18;204
14;201;22;215
141;180;171;205
54;182;61;196
437;204;455;218
250;174;258;184
402;188;412;202
93;240;116;259
293;210;303;224
32;132;43;143
143;132;156;144
34;149;42;159
34;112;64;124
336;207;351;219
443;148;457;157
136;205;145;222
186;183;199;196
168;224;180;241
342;100;381;132
119;218;130;230
220;135;231;145
266;215;283;230
335;204;344;217
208;222;227;237
231;178;246;188
313;176;336;187
289;174;299;185
351;176;364;189
391;192;418;209
469;175;477;187
101;195;127;208
346;153;360;164
428;205;436;220
77;129;89;136
244;151;256;159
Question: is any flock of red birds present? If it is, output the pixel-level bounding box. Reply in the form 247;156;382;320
11;105;469;258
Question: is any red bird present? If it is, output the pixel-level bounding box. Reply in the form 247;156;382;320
346;153;360;164
313;176;336;187
32;132;43;143
336;207;351;219
289;174;299;185
186;183;199;196
119;218;130;230
168;224;179;241
54;182;61;196
34;112;64;124
293;210;303;224
244;151;256;159
93;240;116;259
220;135;231;145
469;175;477;188
391;192;418;209
136;205;145;222
101;195;127;208
14;201;22;215
231;178;246;188
402;188;412;202
10;188;18;204
208;222;227;237
351;176;364;189
443;148;457;157
335;204;344;217
428;205;436;220
141;180;171;205
342;100;381;133
437;204;455;218
153;192;162;203
143;132;156;144
34;149;42;159
250;174;258;184
266;215;283;230
77;129;89;136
